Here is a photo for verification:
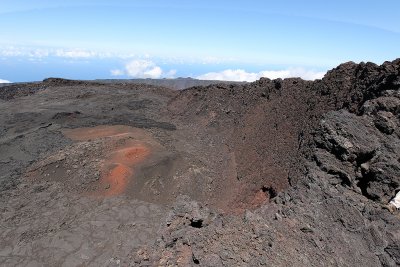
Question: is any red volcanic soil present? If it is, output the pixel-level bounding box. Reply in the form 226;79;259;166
101;163;132;196
63;125;152;197
113;146;150;166
99;145;150;197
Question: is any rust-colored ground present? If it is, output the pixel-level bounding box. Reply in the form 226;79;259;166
63;125;152;197
99;145;150;197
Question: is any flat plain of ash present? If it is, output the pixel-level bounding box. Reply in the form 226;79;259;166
0;60;399;266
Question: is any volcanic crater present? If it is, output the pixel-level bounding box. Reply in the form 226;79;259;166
0;59;400;266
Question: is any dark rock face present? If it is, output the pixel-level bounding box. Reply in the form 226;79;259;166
314;110;400;202
312;61;400;204
167;59;400;211
148;59;400;266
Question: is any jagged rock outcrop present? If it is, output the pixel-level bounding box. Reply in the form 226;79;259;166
167;59;400;212
147;59;400;266
314;109;400;202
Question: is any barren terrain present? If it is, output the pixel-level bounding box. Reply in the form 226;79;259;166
1;60;400;266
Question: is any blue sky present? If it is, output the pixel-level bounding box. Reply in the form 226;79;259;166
1;0;399;83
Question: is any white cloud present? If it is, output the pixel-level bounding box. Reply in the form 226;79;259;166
125;60;160;78
121;60;177;79
28;49;49;58
0;46;25;57
165;69;177;78
143;66;162;78
111;69;124;76
55;49;97;58
0;79;11;83
197;68;326;82
0;46;100;59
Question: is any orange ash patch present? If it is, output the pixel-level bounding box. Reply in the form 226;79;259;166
62;125;151;197
101;163;132;197
99;145;150;197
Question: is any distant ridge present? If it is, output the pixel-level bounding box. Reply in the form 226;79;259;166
1;78;246;90
96;77;246;90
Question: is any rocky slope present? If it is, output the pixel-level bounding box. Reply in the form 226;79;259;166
0;59;399;266
142;59;400;266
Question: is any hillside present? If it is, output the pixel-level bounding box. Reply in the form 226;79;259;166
0;59;399;266
97;77;246;90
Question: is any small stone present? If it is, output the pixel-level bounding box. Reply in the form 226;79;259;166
360;163;369;172
300;226;314;233
275;213;282;221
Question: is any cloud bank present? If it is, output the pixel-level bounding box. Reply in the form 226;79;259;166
55;49;98;59
197;68;326;82
0;79;11;83
0;46;115;59
111;60;176;79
